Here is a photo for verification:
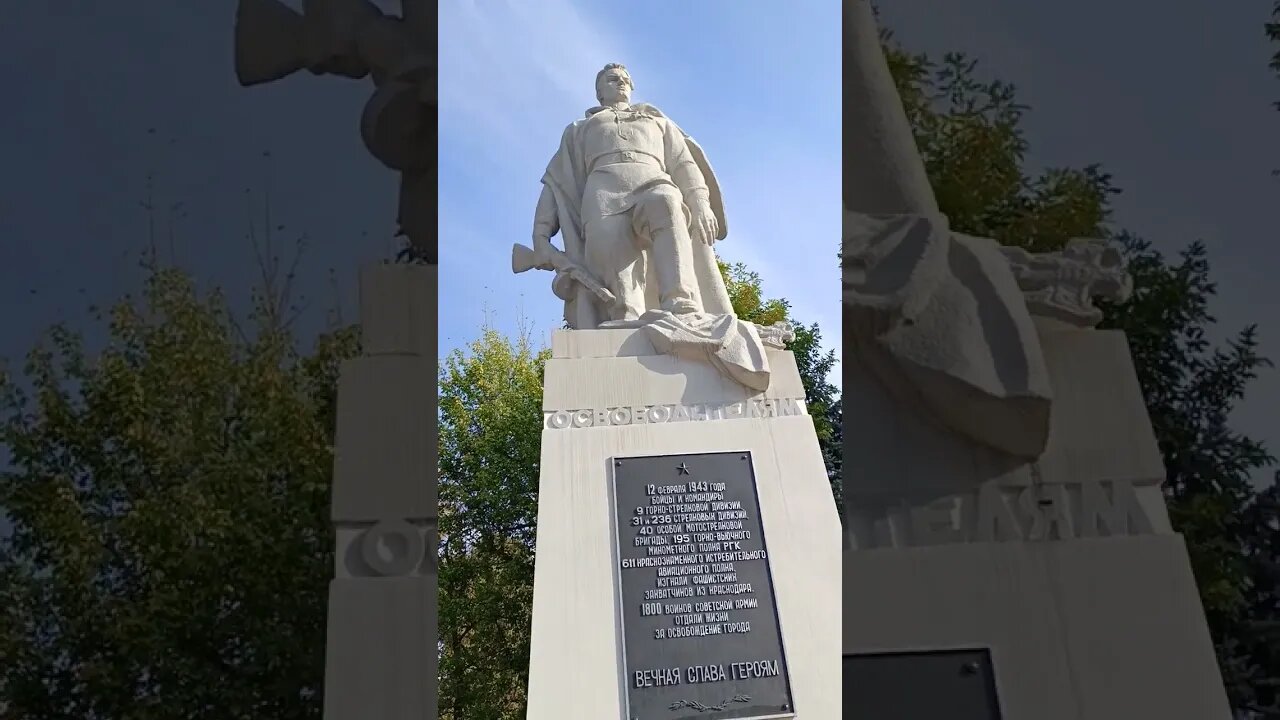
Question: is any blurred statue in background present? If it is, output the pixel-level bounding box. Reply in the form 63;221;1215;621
842;0;1131;460
233;0;435;263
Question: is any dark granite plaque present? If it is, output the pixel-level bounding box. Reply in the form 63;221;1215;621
843;649;1003;720
611;451;794;720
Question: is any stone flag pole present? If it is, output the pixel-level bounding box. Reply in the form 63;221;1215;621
841;1;1232;718
233;2;438;719
841;0;936;218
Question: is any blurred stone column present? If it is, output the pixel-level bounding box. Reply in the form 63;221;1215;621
325;264;438;720
391;0;435;262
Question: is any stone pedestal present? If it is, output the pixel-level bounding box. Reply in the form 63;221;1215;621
526;329;841;719
324;264;438;720
841;323;1231;719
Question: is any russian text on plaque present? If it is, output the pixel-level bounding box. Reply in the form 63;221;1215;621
612;451;795;720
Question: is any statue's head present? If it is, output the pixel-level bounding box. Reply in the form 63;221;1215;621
595;63;633;105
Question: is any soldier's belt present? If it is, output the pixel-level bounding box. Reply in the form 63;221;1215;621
590;150;664;171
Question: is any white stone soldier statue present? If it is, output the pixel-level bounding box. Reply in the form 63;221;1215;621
514;63;795;390
530;63;736;330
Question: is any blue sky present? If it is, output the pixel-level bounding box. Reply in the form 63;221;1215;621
437;0;842;364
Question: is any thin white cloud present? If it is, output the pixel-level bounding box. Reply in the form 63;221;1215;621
439;0;639;167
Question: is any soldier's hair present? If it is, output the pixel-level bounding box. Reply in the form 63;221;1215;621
595;63;633;103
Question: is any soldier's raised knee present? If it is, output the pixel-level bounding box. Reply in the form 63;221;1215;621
635;187;684;229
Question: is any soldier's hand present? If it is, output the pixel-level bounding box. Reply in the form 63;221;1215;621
691;197;718;245
532;234;556;270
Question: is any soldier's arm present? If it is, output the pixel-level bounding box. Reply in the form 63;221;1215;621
661;119;709;203
532;183;560;241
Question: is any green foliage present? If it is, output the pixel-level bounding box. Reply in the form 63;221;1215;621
0;263;358;719
1100;235;1280;716
1099;236;1274;618
719;261;789;326
437;326;547;720
882;33;1118;251
790;323;841;508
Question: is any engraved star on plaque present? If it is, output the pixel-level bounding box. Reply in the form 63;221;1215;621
676;462;691;475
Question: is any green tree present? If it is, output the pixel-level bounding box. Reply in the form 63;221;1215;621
881;33;1118;247
437;325;546;720
0;262;358;719
1222;7;1280;714
1102;235;1278;716
881;27;1278;715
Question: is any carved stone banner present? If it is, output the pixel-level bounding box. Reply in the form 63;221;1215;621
845;478;1159;551
544;398;808;431
612;452;794;720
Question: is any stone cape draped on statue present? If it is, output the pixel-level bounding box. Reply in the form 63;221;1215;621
539;103;783;392
843;211;1055;459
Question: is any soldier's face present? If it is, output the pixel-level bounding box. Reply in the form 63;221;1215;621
598;70;632;104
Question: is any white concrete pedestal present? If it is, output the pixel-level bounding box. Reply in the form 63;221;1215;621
526;329;841;719
841;323;1231;719
324;264;438;720
843;535;1228;719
